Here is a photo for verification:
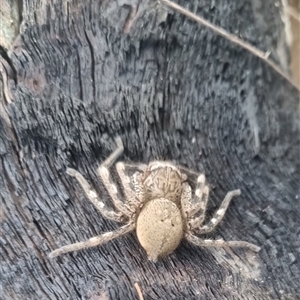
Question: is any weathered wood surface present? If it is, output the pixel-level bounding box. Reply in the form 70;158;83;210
1;0;299;299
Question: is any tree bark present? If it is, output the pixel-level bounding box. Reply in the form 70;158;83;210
1;0;299;299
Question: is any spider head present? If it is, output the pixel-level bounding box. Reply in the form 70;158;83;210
142;161;185;204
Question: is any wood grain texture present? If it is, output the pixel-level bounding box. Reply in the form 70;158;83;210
1;0;299;299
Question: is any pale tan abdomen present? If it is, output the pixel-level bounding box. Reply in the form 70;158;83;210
136;198;183;261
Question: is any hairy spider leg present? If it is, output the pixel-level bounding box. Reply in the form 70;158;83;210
185;234;261;252
97;137;132;217
117;162;147;172
101;136;124;168
181;174;210;228
193;189;241;234
190;174;210;217
49;222;135;258
66;168;124;222
177;165;199;178
115;162;147;209
180;182;192;218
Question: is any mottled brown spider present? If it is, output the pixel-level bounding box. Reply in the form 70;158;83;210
49;137;260;261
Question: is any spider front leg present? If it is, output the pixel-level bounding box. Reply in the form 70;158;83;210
115;162;147;208
97;137;132;217
181;174;210;227
49;222;135;257
66;168;124;222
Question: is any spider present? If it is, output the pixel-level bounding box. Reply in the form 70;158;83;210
49;137;260;261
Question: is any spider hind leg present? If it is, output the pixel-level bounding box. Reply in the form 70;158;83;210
185;234;261;252
49;222;135;258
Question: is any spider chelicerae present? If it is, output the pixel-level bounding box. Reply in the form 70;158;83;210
49;137;260;261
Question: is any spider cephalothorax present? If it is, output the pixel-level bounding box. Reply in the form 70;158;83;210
49;137;260;261
141;161;186;205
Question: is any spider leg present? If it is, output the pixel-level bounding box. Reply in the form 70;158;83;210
117;162;147;172
181;174;209;227
178;166;199;179
180;182;192;217
115;162;146;208
66;168;124;222
185;233;261;252
191;174;210;217
101;136;125;168
193;189;241;234
49;222;135;258
97;137;132;216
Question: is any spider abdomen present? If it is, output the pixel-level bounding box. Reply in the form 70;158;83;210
136;198;183;261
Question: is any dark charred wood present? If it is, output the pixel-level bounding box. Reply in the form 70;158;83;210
1;0;299;299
